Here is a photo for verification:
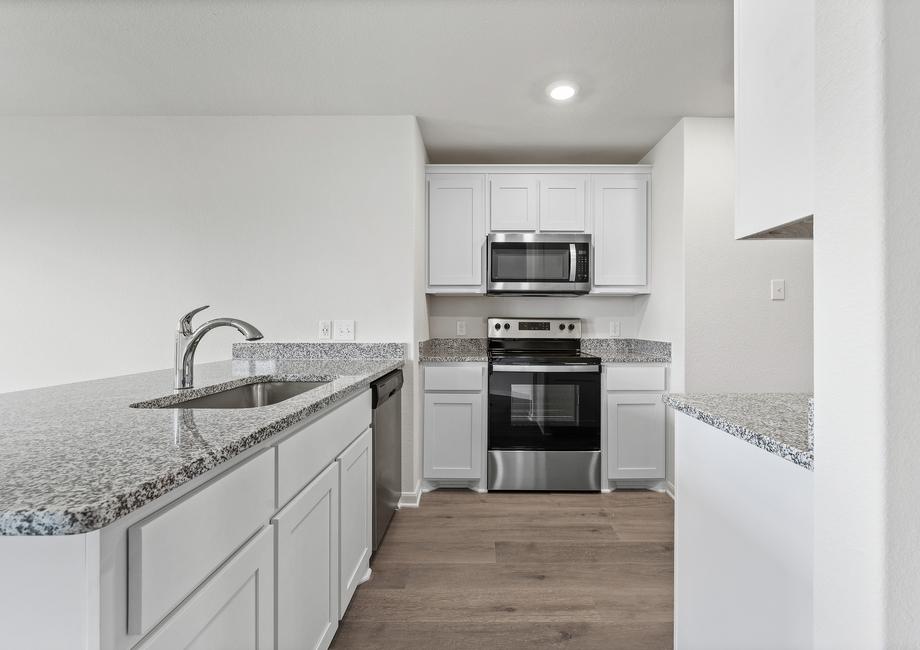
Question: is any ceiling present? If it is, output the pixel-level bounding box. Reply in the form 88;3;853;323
0;0;733;163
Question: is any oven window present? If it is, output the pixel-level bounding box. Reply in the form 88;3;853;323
489;370;601;451
509;384;580;425
491;243;570;282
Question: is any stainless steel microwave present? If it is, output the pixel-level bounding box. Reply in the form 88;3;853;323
487;233;591;295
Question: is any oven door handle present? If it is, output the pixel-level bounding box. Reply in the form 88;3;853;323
492;364;600;373
569;243;577;282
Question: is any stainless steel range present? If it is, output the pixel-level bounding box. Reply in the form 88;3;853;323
487;317;601;491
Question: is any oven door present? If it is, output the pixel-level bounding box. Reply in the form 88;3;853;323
488;364;601;451
487;234;590;294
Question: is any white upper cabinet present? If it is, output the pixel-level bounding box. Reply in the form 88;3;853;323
538;174;587;231
593;174;649;290
489;174;538;231
427;174;485;291
734;0;814;238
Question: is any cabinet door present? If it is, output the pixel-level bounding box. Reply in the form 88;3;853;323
607;393;665;480
338;428;372;617
135;527;274;650
273;462;339;650
489;174;538;231
428;174;485;288
593;174;649;287
423;392;483;479
538;174;587;231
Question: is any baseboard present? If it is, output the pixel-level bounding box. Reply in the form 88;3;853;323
397;480;423;509
665;480;676;500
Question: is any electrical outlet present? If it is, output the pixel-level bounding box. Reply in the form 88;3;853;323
771;279;786;301
318;320;331;340
609;320;621;337
456;320;467;336
333;319;355;341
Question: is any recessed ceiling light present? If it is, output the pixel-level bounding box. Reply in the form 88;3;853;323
547;81;578;102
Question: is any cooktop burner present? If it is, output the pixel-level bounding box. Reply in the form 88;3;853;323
486;317;598;366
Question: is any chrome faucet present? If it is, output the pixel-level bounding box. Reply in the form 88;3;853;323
174;305;263;389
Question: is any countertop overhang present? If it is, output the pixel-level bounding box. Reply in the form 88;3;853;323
0;357;402;536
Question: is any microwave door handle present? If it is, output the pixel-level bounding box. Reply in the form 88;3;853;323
569;244;577;282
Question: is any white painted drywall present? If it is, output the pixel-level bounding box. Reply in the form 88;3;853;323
0;116;421;392
636;117;813;489
813;1;920;646
682;118;814;392
637;120;686;490
427;295;638;339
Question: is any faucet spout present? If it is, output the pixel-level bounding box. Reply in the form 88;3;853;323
174;307;264;390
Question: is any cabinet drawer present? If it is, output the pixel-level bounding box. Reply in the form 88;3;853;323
606;366;666;391
424;365;483;391
128;449;274;636
277;390;371;509
135;526;274;650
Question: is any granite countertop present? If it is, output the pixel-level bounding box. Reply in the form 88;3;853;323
418;337;671;364
663;393;814;470
0;355;402;536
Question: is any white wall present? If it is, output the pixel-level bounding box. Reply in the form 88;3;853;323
636;117;814;487
813;1;920;646
0;116;423;393
427;295;638;339
682;118;814;392
637;120;686;489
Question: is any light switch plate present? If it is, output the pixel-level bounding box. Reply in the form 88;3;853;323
609;320;621;337
771;279;786;301
456;320;467;336
318;320;331;340
333;319;355;341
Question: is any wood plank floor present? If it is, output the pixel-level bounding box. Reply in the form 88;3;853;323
331;490;674;649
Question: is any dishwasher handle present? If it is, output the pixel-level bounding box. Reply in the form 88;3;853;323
371;369;404;408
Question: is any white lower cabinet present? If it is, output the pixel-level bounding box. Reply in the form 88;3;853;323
273;461;340;650
423;391;484;479
337;428;373;617
605;366;667;482
135;526;274;650
607;393;666;479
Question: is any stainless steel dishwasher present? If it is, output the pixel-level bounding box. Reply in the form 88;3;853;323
371;369;403;552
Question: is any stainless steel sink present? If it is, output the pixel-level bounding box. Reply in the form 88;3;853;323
159;381;330;409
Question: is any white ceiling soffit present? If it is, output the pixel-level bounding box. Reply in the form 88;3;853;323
0;0;733;163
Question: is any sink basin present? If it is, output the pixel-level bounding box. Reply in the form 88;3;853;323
159;381;330;409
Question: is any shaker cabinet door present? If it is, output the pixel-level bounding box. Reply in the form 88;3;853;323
593;174;649;288
607;392;666;480
428;174;486;289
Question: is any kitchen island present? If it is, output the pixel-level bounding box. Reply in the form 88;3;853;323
0;344;404;649
665;392;813;650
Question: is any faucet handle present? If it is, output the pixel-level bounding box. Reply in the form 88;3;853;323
177;305;210;335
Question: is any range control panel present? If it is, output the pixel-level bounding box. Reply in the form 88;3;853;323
487;318;582;339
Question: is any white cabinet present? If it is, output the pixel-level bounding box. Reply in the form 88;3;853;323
423;392;484;480
337;428;372;617
606;393;666;480
489;174;538;231
427;173;485;291
734;0;814;238
605;365;666;483
273;461;340;650
593;174;649;290
538;174;587;231
135;526;274;650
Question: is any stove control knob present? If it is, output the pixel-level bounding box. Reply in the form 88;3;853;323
558;323;565;331
503;323;511;330
494;323;501;331
568;323;576;331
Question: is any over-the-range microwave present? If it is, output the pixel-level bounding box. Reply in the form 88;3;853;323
487;233;591;295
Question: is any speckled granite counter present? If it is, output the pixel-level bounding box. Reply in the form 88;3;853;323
581;338;671;363
663;393;813;470
418;337;670;363
419;338;487;362
0;356;402;535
